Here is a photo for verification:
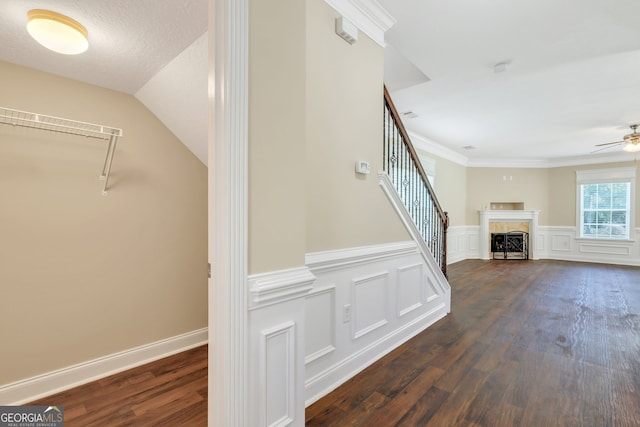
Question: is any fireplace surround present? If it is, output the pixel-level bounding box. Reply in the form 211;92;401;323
479;209;540;260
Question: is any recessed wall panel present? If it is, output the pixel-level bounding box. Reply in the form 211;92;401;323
551;235;571;252
396;263;423;317
305;287;336;364
352;272;389;339
261;322;295;427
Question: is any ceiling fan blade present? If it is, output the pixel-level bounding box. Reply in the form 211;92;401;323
590;145;620;154
595;140;625;147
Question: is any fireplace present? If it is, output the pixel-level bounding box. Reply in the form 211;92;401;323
479;209;540;260
491;232;529;260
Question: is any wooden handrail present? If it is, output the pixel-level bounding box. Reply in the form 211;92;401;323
383;85;449;275
383;86;447;221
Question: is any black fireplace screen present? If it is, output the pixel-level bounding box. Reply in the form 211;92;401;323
491;231;528;260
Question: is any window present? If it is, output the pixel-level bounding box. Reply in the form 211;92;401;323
577;167;636;240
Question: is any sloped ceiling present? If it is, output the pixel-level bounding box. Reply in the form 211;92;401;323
0;0;209;164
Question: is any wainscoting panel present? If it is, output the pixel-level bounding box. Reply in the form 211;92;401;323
396;263;424;317
426;276;439;303
304;241;449;406
447;225;480;264
551;234;572;252
579;242;631;256
248;267;313;427
305;286;336;364
455;225;640;266
352;272;389;340
261;322;295;427
541;226;640;265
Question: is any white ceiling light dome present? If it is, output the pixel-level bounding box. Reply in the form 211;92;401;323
26;9;89;55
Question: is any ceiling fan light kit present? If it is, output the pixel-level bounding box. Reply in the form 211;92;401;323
26;9;89;55
593;124;640;155
623;142;640;153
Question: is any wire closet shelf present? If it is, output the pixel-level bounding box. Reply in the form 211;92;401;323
0;106;122;195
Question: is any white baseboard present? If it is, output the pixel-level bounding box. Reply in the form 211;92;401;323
0;328;208;405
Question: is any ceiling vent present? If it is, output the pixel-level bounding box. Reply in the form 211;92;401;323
402;111;418;119
463;145;476;150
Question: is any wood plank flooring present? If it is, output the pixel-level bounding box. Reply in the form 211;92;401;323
306;259;640;427
27;259;640;426
28;345;207;426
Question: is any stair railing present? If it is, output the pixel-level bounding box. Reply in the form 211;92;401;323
383;86;449;276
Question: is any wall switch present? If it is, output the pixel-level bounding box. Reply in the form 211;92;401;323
343;304;351;323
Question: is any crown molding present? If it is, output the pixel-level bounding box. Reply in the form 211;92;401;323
467;151;637;168
409;131;470;166
408;131;637;169
323;0;396;47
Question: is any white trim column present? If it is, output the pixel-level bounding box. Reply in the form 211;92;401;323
208;0;249;426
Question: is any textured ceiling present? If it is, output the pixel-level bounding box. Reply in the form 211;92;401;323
379;0;640;166
0;0;209;165
0;0;207;94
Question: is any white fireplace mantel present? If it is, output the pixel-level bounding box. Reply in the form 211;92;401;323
479;210;540;260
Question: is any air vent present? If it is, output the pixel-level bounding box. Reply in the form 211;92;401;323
402;111;418;119
463;145;476;150
335;17;358;44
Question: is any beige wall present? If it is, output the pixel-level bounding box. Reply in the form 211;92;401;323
249;0;307;274
304;0;409;253
0;62;207;385
466;167;550;225
548;161;640;226
547;165;577;226
462;162;639;227
248;0;409;272
416;151;467;227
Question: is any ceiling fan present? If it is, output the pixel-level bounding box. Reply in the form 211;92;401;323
593;124;640;153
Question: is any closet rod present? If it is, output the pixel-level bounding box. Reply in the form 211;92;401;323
0;106;123;195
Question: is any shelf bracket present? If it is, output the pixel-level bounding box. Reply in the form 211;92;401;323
100;133;119;195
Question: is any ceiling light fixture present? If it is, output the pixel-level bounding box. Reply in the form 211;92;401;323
623;141;640;152
622;125;640;152
26;9;89;55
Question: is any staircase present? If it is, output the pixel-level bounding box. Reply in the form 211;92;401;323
382;86;449;277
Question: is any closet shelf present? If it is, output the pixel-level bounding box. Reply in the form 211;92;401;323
0;106;123;195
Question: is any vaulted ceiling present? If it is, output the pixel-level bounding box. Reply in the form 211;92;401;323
2;0;639;168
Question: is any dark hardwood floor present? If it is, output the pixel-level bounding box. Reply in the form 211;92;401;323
28;259;640;426
29;345;207;426
306;259;640;427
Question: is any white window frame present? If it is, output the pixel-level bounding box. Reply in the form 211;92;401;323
576;167;636;240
